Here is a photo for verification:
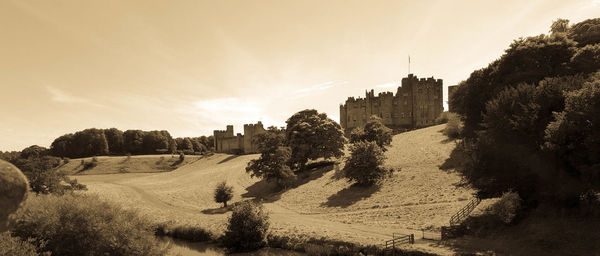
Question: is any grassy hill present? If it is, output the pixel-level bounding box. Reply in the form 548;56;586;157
58;154;203;175
74;125;471;255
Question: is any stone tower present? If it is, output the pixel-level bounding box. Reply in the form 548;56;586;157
340;74;443;132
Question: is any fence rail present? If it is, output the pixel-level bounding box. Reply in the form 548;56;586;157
383;233;414;256
449;197;481;226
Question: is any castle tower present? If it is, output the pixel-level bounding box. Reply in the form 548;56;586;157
340;74;443;132
243;121;265;154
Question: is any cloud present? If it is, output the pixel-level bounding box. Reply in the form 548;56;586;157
46;86;88;103
293;80;348;98
193;97;261;114
46;86;109;109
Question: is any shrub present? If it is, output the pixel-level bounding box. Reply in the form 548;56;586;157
489;191;523;224
348;116;392;151
154;223;214;242
343;141;390;186
443;112;462;139
9;193;166;256
82;160;97;170
222;201;269;252
214;181;234;207
0;232;44;256
436;111;450;124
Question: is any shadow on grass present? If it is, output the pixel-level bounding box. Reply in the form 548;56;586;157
217;155;240;164
201;207;230;215
439;143;469;171
321;184;381;208
241;160;336;204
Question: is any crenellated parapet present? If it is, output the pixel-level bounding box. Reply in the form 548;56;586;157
340;74;444;132
213;122;265;154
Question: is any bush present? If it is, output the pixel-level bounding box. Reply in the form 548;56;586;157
154;223;214;242
436;111;450;124
343;141;390;186
222;201;269;252
9;194;166;256
443;112;462;139
348;116;392;151
214;181;234;207
0;232;45;256
489;191;523;224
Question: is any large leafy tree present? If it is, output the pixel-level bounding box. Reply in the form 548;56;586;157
246;127;295;188
343;141;389;186
285;109;345;169
545;74;600;194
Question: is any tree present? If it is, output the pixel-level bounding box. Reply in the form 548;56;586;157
246;127;296;188
12;156;64;194
348;116;392;150
571;44;600;74
550;18;569;34
222;201;269;252
545;74;600;195
285;109;345;169
214;181;234;207
568;18;600;46
123;130;145;155
20;145;48;159
103;128;124;155
343;141;390;186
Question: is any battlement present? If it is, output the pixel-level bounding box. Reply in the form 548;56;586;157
340;74;444;131
214;121;265;154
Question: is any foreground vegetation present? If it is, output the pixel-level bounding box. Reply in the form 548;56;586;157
450;18;600;209
8;193;167;256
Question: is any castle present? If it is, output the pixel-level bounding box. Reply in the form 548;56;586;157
339;74;443;132
213;122;266;154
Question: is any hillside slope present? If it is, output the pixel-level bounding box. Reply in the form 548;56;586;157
58;154;202;175
75;125;471;254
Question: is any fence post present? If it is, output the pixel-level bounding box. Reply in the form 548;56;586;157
410;234;414;244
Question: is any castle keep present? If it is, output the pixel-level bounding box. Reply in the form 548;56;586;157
340;74;443;132
213;122;266;154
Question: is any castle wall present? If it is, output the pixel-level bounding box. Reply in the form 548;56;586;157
213;122;264;154
243;122;266;154
340;74;443;132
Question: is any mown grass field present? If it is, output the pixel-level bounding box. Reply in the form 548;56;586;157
73;125;474;255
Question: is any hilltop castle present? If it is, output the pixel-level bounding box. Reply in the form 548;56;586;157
340;74;443;132
213;122;266;154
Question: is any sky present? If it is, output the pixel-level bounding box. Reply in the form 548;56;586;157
1;0;599;151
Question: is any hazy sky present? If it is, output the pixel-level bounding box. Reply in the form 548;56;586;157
1;0;599;151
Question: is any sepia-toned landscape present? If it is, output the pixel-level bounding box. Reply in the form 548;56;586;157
2;1;600;256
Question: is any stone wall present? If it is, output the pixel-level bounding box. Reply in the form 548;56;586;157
340;74;443;132
213;122;265;154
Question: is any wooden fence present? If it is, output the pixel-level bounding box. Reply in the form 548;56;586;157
449;197;481;226
383;233;414;256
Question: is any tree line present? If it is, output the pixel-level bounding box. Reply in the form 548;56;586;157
49;128;214;158
449;18;600;208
